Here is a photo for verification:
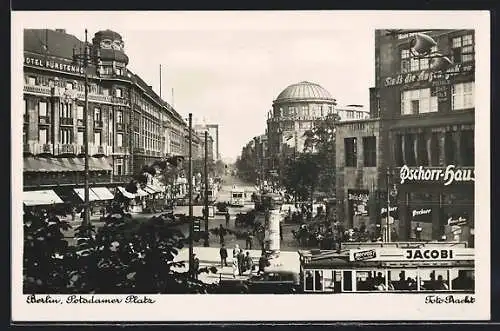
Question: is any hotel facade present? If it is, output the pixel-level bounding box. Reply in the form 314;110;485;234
22;29;209;205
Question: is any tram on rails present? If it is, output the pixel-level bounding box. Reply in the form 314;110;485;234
298;241;474;294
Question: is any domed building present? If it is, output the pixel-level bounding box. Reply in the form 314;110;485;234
266;81;337;173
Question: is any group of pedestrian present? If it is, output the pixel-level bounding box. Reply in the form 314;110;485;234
219;244;254;278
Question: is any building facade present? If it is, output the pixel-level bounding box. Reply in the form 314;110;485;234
336;29;475;245
266;81;337;177
23;29;191;198
336;104;370;122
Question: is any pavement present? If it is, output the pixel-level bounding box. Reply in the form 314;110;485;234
172;246;301;284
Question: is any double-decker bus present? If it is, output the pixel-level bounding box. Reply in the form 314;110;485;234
298;241;474;294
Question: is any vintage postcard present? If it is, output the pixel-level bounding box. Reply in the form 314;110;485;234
11;10;490;322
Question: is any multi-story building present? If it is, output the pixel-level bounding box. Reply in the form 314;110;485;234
23;29;191;202
194;123;219;160
336;29;475;245
336;104;370;122
266;81;338;176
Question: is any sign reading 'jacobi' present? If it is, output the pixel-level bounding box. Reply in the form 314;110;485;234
399;165;474;186
348;248;474;262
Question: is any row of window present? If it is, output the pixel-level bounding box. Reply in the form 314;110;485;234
400;82;474;115
34;127;125;147
344;136;377;167
276;104;334;118
25;75;125;98
394;130;474;167
399;34;474;73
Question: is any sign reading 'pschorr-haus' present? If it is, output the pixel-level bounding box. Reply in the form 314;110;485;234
399;165;475;186
25;55;85;75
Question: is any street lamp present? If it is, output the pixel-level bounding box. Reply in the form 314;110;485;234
385;168;398;243
203;131;209;247
72;29;101;234
188;113;194;277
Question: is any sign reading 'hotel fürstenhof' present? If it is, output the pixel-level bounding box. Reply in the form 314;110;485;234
399;165;475;186
24;54;85;75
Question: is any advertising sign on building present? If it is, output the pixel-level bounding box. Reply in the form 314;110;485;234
348;189;369;229
24;53;85;75
348;247;474;262
399;165;475;186
383;63;474;88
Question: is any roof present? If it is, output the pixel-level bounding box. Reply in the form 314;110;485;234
24;29;86;60
274;81;336;104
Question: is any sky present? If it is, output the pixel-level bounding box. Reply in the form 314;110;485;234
68;27;374;162
17;11;380;162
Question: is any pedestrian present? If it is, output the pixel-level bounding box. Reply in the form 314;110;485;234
220;243;228;268
258;251;267;275
245;232;253;250
219;224;225;245
193;254;200;280
225;211;230;228
244;251;253;275
232;244;240;278
237;249;245;276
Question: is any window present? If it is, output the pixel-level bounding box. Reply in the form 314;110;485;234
344;137;357;167
417;133;429;166
449;269;474;291
102;88;109;96
39;101;47;117
419;269;450;291
23;99;27;115
116;110;123;123
94;107;101;121
66;82;73;90
77;130;84;146
452;82;474;110
27;76;37;85
60;128;73;144
404;134;417;166
115;88;122;98
444;131;456;165
363;136;377;167
388;270;418;291
452;34;475;63
76;105;84;120
39;128;47;144
430;132;440;166
59;103;72;118
460;130;474;166
400;49;410;72
356;270;387;291
394;134;404;166
401;88;438;115
94;131;101;146
116;133;123;147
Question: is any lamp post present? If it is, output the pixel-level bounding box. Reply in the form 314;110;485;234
203;131;209;247
385;168;398;242
72;29;101;234
188;113;194;276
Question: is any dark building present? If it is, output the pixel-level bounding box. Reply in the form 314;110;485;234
23;29;192;205
337;29;475;245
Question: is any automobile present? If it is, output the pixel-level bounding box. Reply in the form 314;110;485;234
217;269;301;294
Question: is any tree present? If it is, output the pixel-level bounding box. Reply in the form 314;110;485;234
302;113;340;197
235;141;257;183
281;153;321;202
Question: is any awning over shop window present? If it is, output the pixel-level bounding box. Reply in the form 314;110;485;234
146;184;164;193
24;156;112;172
117;186;136;199
23;190;64;206
73;188;101;202
91;187;115;200
136;188;149;197
143;186;157;194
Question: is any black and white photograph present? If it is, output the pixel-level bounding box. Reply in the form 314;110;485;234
11;10;490;322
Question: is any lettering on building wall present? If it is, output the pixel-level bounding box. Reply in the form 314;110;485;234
25;55;85;75
399;165;475;186
383;63;474;87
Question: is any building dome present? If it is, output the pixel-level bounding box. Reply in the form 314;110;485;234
92;29;129;65
274;81;336;104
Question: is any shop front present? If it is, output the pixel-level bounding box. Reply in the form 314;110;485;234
395;165;474;246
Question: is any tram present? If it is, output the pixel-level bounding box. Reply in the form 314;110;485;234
298;241;474;294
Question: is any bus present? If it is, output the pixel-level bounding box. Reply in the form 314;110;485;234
298;241;474;294
229;186;245;207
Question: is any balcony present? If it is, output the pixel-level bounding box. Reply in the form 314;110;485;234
23;84;51;96
39;116;50;125
134;147;144;154
113;146;129;155
55;144;76;155
60;117;74;126
31;143;54;155
94;120;103;128
89;144;112;156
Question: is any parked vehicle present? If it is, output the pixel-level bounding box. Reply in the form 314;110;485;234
216;269;301;294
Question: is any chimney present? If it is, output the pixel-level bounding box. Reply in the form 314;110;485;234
55;29;66;34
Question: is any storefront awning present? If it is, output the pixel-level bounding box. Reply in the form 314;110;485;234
143;186;157;194
73;188;101;202
136;188;149;197
117;186;136;199
146;184;164;193
23;190;64;206
24;156;112;172
91;187;115;200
